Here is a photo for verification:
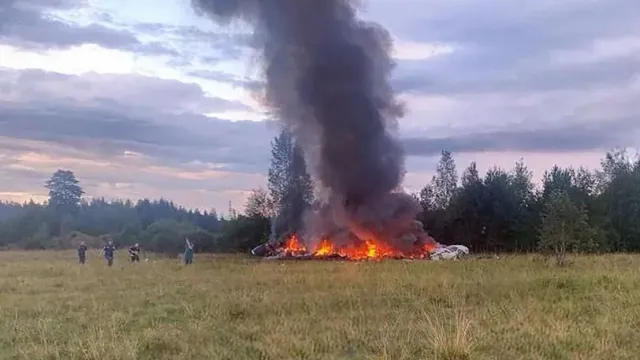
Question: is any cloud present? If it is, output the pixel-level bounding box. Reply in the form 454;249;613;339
1;65;633;177
0;68;274;173
396;80;640;155
381;0;640;96
0;104;275;172
353;0;640;156
0;0;176;56
0;67;250;113
378;0;640;54
188;70;264;90
132;23;251;62
394;54;640;95
0;137;264;211
403;116;640;156
0;65;271;211
2;0;639;210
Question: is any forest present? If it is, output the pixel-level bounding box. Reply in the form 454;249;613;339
1;129;639;255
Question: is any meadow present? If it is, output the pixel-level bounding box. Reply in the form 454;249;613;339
1;251;639;360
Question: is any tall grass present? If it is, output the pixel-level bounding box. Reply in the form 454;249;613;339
424;309;473;360
1;251;639;359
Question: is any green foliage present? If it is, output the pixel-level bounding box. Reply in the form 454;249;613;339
267;129;314;240
417;151;458;242
0;196;227;252
45;170;84;211
417;149;640;254
1;129;319;254
268;130;295;208
216;215;271;252
596;150;640;251
0;171;233;252
140;219;202;255
432;150;458;210
2;150;640;255
538;190;597;265
244;188;274;219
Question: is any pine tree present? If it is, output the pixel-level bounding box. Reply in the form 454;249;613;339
267;129;314;240
432;150;458;210
45;170;84;211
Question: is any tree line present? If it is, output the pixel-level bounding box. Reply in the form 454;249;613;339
244;146;640;258
0;130;313;254
1;129;639;256
414;149;640;256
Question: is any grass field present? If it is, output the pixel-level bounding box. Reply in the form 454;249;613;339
1;252;640;360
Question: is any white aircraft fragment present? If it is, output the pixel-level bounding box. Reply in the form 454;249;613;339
430;245;469;260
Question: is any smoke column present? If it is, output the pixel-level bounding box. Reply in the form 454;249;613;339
192;0;419;246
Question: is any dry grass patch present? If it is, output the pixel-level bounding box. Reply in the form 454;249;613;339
1;252;639;359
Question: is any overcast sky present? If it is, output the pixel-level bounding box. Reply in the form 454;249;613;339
1;0;639;213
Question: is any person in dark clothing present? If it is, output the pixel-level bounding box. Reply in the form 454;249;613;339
102;241;115;266
129;243;141;262
77;241;87;264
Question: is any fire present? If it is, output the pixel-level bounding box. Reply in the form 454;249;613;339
313;238;335;256
282;234;306;254
423;239;438;253
255;217;445;260
366;240;377;258
276;233;439;260
311;237;389;259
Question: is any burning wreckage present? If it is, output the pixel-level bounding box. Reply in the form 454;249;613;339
251;220;470;261
191;0;472;262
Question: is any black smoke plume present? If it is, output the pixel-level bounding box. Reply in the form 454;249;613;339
192;0;420;249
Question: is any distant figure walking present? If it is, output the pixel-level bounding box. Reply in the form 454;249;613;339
128;243;141;263
102;241;115;267
77;241;87;264
184;238;194;265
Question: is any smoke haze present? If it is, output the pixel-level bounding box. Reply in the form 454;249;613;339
192;0;419;248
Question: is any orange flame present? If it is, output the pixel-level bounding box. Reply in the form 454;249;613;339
313;238;334;256
279;233;440;260
366;240;377;258
424;241;438;253
282;234;307;254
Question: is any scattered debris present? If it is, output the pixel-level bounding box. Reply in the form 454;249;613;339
251;230;473;261
429;245;470;261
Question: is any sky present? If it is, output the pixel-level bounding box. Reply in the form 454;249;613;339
1;0;639;214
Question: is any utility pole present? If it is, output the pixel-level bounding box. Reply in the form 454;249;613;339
228;200;236;219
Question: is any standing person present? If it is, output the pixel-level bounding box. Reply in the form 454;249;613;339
77;241;87;264
128;243;141;263
101;241;115;267
184;238;194;265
